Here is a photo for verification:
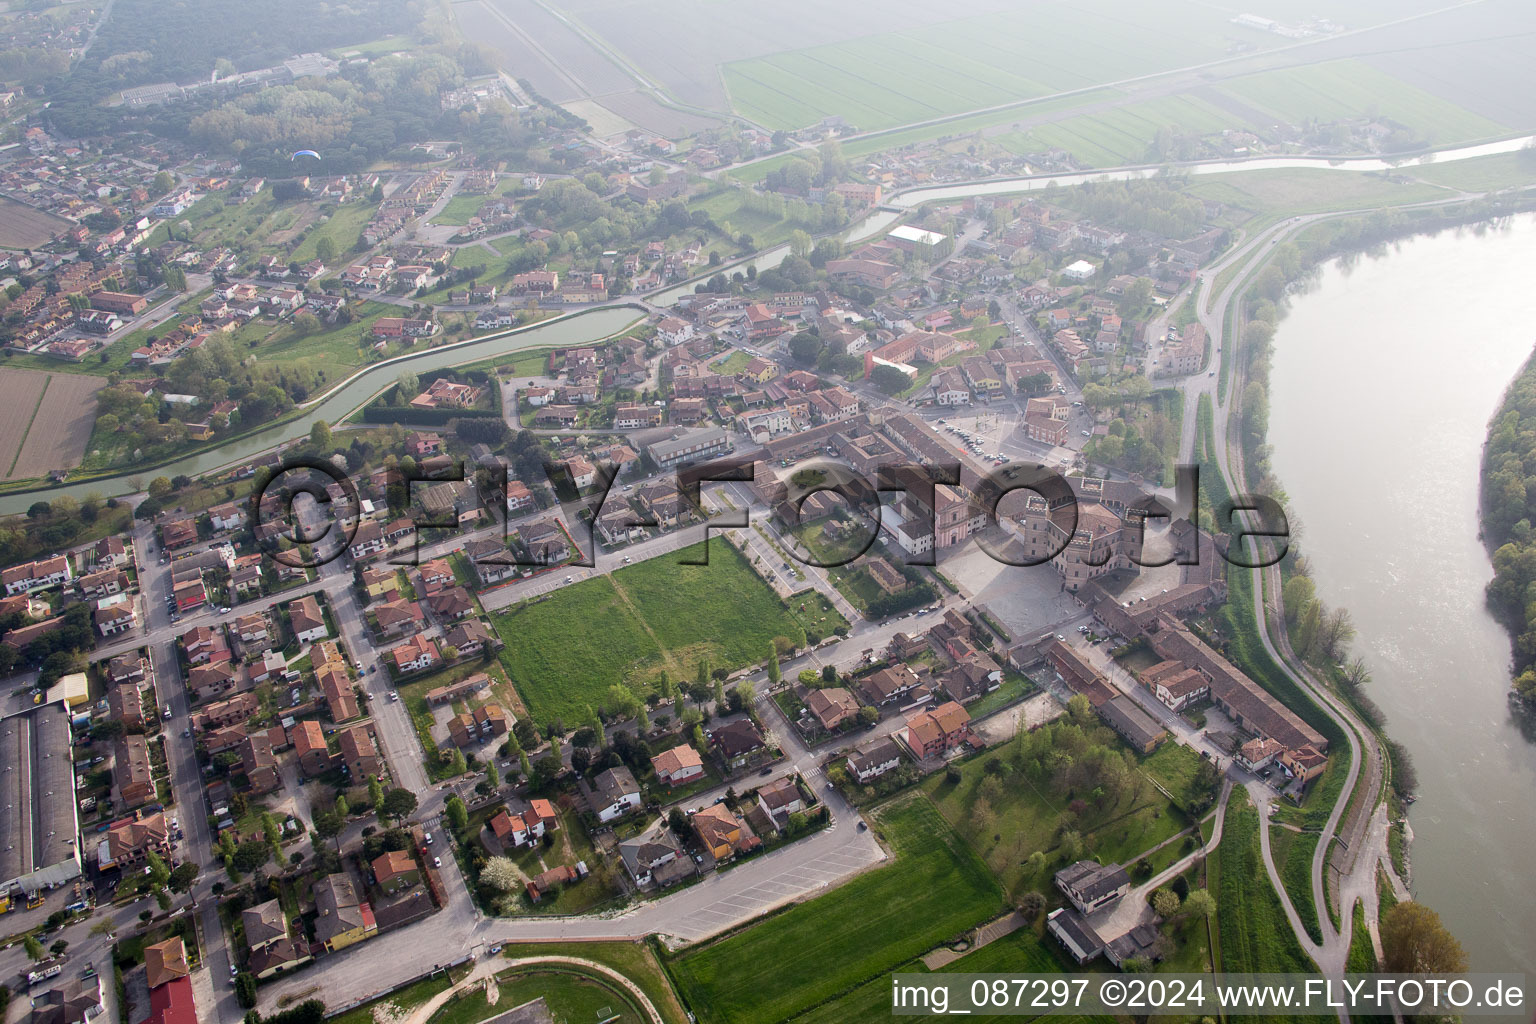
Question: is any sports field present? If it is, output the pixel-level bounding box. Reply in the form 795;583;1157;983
669;797;1004;1024
491;540;845;723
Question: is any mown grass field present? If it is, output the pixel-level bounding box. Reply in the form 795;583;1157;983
720;0;1244;131
794;926;1112;1024
668;796;1004;1024
993;92;1250;167
491;541;838;723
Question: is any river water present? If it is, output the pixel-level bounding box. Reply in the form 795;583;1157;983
1268;214;1536;974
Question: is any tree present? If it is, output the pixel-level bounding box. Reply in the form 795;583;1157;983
1182;888;1216;919
147;476;174;499
234;973;259;1009
1151;887;1180;918
312;809;345;848
1016;891;1046;921
668;807;689;839
788;330;821;365
315;236;339;265
232;840;271;874
446;796;469;832
381;788;417;822
1381;902;1468;974
49;940;68;957
153;171;175;195
765;647;780;685
870;364;911;395
485;758;500;790
368;777;385;814
168;862;199;893
480;856;520;892
23;935;43;961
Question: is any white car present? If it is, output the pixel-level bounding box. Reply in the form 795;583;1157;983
433;856;442;868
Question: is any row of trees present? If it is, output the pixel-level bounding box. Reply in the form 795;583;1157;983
1481;348;1536;704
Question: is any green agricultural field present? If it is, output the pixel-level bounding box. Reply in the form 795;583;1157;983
923;734;1187;900
491;541;837;723
721;0;1247;131
1219;59;1506;146
669;797;1004;1024
995;92;1255;167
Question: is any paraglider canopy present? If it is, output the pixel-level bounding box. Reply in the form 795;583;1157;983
290;149;321;160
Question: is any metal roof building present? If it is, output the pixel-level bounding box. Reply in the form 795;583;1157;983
0;702;82;895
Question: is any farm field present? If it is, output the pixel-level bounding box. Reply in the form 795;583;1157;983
718;0;1256;132
0;369;50;480
1218;59;1507;147
491;540;837;723
668;796;1004;1024
0;369;105;481
993;92;1253;167
0;196;72;249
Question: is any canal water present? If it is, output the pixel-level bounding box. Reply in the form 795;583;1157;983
1267;214;1536;974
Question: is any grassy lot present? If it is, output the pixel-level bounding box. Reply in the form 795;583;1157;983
1405;151;1536;192
668;796;1003;1024
432;193;489;227
1183;167;1451;221
494;941;688;1024
923;737;1187;901
963;670;1035;719
1269;825;1323;943
327;970;460;1024
1212;792;1316;981
1140;741;1217;813
492;541;832;723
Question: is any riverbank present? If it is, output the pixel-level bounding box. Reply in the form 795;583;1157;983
1264;211;1536;975
1477;346;1536;707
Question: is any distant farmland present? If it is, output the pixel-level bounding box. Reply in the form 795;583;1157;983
0;197;70;249
0;369;106;481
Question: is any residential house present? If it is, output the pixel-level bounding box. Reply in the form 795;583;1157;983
846;736;903;783
372;850;421;896
289;595;328;643
651;744;705;787
710;718;767;769
388;634;440;674
338;725;381;778
691;804;757;862
903;701;972;760
755;776;804;823
804;687;861;732
292;719;332;776
1055;860;1130;915
312;873;376;952
240;732;280;794
114;734;154;807
589;766;643;822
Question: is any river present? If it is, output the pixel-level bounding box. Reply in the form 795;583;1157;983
1268;214;1536;975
